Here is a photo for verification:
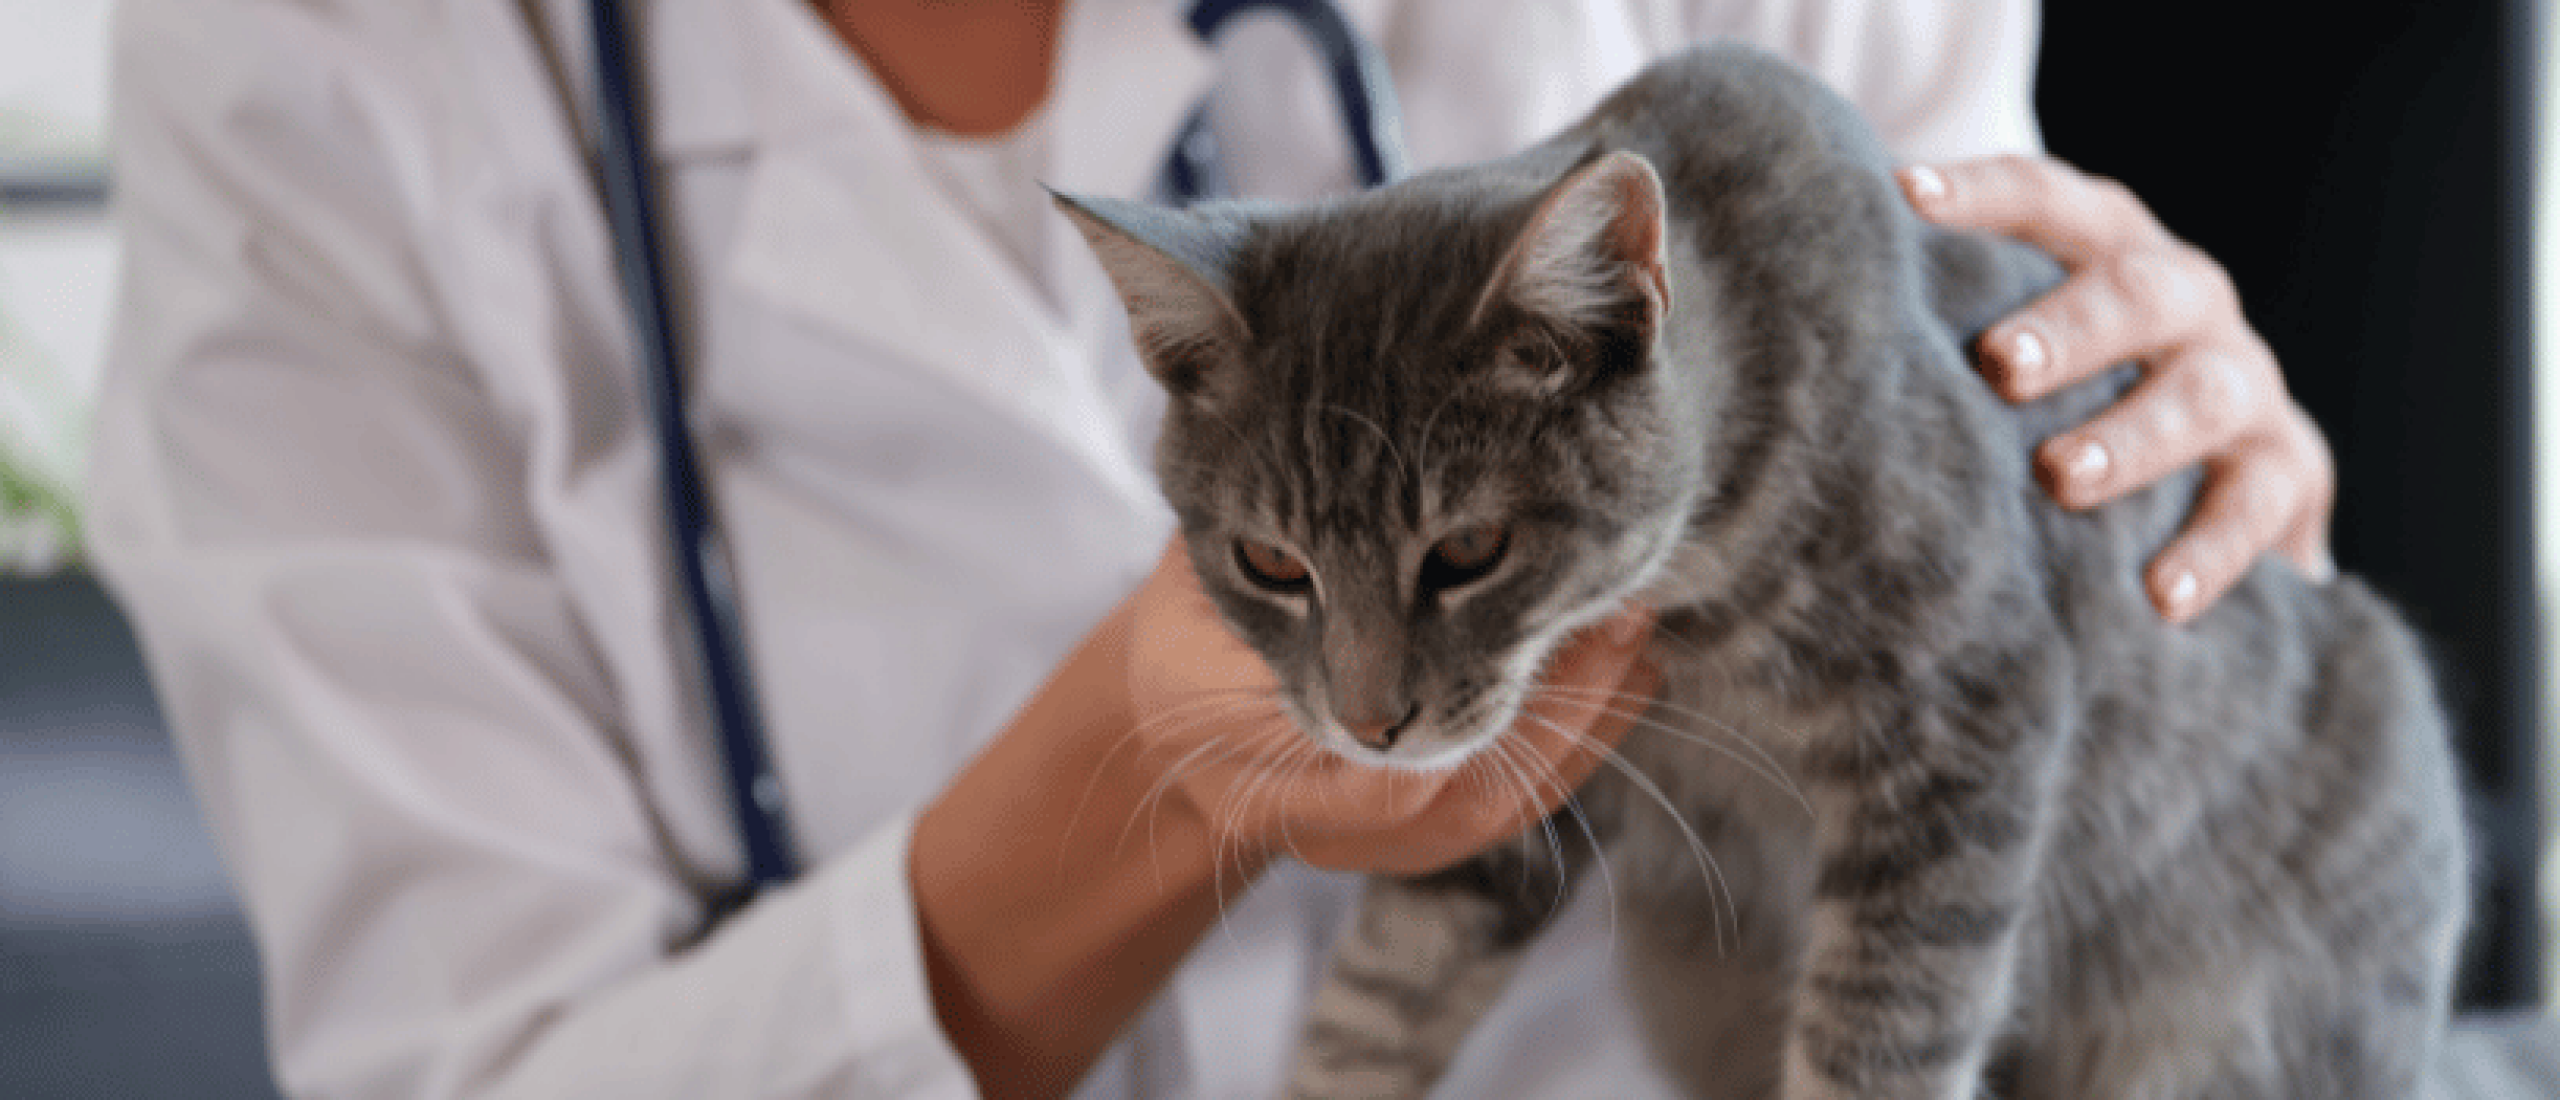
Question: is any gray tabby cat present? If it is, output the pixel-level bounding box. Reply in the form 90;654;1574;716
1056;44;2467;1100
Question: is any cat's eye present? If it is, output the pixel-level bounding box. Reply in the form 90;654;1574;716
1422;525;1509;591
1235;539;1312;593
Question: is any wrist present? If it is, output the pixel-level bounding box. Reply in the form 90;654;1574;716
910;601;1260;1098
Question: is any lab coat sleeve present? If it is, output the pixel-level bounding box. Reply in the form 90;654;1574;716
1665;0;2044;161
87;2;976;1097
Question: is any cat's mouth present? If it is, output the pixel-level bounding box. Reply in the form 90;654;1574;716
1290;568;1667;773
1319;720;1502;774
1281;705;1445;772
1293;670;1542;774
1335;598;1645;772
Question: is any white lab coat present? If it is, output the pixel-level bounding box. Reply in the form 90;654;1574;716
88;0;2040;1096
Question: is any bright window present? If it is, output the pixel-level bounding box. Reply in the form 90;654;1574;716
0;0;116;574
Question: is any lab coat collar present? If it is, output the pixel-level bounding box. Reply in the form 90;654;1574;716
506;0;761;161
716;0;1209;505
643;0;758;158
1045;0;1223;200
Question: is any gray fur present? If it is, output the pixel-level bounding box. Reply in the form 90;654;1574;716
1061;43;2467;1099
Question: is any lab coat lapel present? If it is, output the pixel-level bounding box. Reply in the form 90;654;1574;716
496;0;758;161
1045;0;1219;206
722;0;1211;504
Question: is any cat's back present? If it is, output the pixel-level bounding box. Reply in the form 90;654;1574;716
1584;43;2472;1089
1567;44;1918;335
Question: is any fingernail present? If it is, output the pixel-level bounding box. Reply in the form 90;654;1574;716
2162;568;2200;617
2063;439;2110;487
2006;328;2048;385
1903;165;1949;205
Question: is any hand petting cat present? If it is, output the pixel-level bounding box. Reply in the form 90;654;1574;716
1899;155;2338;625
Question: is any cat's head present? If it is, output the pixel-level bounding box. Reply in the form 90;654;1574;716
1059;150;1700;770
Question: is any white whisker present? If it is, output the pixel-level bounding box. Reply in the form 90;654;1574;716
1561;791;1622;957
1272;742;1321;868
1063;693;1281;878
1207;729;1303;939
1117;725;1255;870
1489;735;1571;922
1524;712;1736;957
1530;685;1814;821
1492;728;1625;954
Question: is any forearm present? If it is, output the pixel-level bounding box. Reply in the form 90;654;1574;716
910;604;1266;1099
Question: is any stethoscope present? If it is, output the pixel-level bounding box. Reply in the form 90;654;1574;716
585;0;1407;902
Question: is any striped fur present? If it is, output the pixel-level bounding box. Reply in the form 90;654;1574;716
1064;43;2466;1100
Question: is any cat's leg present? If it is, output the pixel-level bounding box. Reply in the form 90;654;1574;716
1285;826;1596;1099
1604;759;1815;1100
1618;870;1803;1100
1780;684;2068;1100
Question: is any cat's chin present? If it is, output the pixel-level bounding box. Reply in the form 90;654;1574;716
1307;703;1524;775
1282;695;1522;774
1335;736;1490;775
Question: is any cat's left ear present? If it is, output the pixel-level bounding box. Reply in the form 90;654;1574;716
1470;151;1671;388
1051;189;1253;405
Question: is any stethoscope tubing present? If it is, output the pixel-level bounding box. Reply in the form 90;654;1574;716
586;0;1404;898
1166;0;1407;202
589;0;801;895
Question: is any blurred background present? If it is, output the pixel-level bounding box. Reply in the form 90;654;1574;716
3;6;282;1096
2039;0;2545;1013
0;1;2546;1096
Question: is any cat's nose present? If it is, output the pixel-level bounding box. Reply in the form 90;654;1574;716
1341;704;1421;750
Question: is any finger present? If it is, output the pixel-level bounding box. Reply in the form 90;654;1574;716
1147;544;1280;675
1466;660;1661;844
1978;242;2239;403
1303;627;1659;874
1511;643;1660;805
1549;658;1663;786
1900;156;2156;268
2033;343;2271;510
2283;516;2344;583
2266;408;2338;580
1323;752;1452;819
2276;511;2338;582
2146;441;2313;622
1523;609;1655;740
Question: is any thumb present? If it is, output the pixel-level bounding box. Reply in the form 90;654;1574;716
1513;607;1657;781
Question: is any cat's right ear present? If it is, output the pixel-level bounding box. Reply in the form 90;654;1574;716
1469;151;1670;394
1051;190;1251;404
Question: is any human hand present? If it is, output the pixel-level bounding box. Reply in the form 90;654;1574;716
1898;156;2337;623
921;539;1647;1097
1121;542;1658;877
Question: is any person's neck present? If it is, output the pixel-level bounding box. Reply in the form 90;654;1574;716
814;0;1064;136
